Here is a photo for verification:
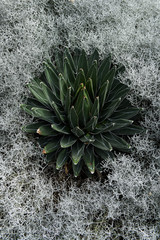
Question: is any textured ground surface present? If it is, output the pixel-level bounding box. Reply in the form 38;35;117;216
0;0;160;239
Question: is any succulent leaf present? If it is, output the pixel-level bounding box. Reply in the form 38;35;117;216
98;55;111;83
65;86;72;113
44;63;59;97
20;104;35;116
60;135;77;148
85;116;98;131
91;96;99;118
71;126;85;137
28;84;49;108
64;48;76;72
103;66;116;93
59;73;68;107
92;121;113;134
89;49;99;66
27;98;46;108
109;82;130;101
104;132;131;152
31;107;58;123
101;97;122;120
37;124;59;136
22;122;46;133
64;57;75;90
111;107;140;119
71;141;84;165
92;134;112;151
83;147;95;174
51;122;70;134
74;68;86;91
78;49;88;75
104;119;134;131
51;101;66;123
40;81;61;107
87;60;98;93
68;106;79;128
72;160;83;177
43;140;60;154
86;78;94;100
80;133;95;143
113;125;145;135
95;148;114;160
98;80;109;108
56;149;69;170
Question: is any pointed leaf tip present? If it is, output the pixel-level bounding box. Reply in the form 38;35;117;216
37;128;41;134
43;149;46;154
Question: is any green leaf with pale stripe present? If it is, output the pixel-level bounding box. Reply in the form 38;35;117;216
85;116;98;131
71;126;85;137
101;66;116;92
65;87;72;113
113;125;144;135
104;119;134;131
111;107;140;119
72;160;83;177
59;73;68;107
98;80;109;108
78;49;88;75
31;107;58;123
87;60;98;93
109;82;130;101
73;82;84;103
95;148;114;160
83;147;95;174
64;48;76;72
92;134;112;151
68;106;79;128
44;63;59;97
51;101;66;123
86;78;94;100
98;55;111;84
74;88;84;116
20;104;34;116
43;140;60;154
27;98;45;108
56;149;69;170
101;97;122;120
91;97;99;118
80;134;95;143
37;124;59;136
92;121;113;134
45;60;59;76
82;97;90;126
71;141;84;165
60;135;77;148
104;132;131;152
22;122;46;133
64;57;75;90
28;84;49;108
74;68;86;91
51;122;70;134
88;49;99;66
40;81;61;107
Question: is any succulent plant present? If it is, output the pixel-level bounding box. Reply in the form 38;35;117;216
21;48;144;177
